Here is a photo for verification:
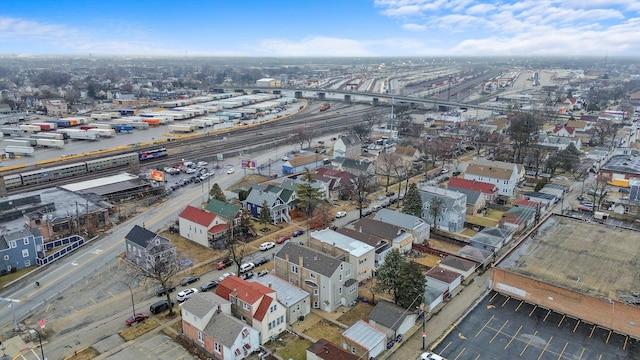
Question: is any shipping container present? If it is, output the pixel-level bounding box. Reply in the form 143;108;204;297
1;128;24;136
92;123;114;130
87;128;116;137
5;146;35;155
19;124;41;133
3;139;33;147
30;132;65;140
113;124;134;133
79;125;97;130
141;118;160;126
36;138;64;148
31;122;57;131
68;130;98;141
130;122;149;130
168;124;195;133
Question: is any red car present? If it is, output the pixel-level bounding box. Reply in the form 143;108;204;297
126;313;149;326
276;235;291;244
217;258;233;270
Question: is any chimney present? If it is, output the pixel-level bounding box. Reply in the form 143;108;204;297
216;304;221;314
285;253;289;262
233;288;238;297
268;282;272;288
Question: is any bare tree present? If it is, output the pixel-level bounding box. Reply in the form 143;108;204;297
289;127;307;151
126;243;181;317
350;123;372;143
392;161;409;209
226;210;252;274
350;172;377;218
428;197;445;230
377;151;400;193
588;175;610;213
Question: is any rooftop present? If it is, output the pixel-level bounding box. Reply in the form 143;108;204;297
495;215;640;302
310;228;374;257
600;154;640;175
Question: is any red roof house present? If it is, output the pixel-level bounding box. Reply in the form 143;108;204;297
448;177;498;202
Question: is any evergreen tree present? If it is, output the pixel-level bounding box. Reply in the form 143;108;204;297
296;168;324;216
376;249;405;304
209;183;226;202
259;200;272;226
396;261;425;309
402;183;423;217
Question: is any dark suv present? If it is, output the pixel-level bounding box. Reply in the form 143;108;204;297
180;276;200;286
149;299;174;314
156;284;177;297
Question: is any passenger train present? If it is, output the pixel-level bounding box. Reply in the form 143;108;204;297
2;148;169;190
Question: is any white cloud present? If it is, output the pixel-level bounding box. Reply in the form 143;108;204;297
402;23;427;31
466;3;496;15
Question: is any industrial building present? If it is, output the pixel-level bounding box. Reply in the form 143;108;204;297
491;215;640;341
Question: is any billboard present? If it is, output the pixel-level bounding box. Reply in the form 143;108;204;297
241;159;257;169
150;170;165;182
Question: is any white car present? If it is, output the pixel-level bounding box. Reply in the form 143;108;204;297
419;352;444;360
185;168;196;174
217;272;236;282
176;288;198;302
240;262;255;273
226;168;235;174
335;211;347;218
259;242;275;251
441;168;449;174
199;173;210;180
197;161;208;167
281;155;289;161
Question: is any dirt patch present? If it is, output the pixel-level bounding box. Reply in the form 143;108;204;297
228;174;270;192
159;230;223;271
337;302;374;327
119;318;159;341
428;238;464;253
303;319;344;345
63;346;100;360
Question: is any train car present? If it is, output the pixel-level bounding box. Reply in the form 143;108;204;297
139;148;168;161
20;162;88;186
35;139;64;148
86;152;139;172
119;109;135;116
2;174;23;189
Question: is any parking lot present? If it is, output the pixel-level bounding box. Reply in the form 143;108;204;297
434;291;638;360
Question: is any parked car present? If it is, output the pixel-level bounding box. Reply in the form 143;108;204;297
441;168;449;174
217;272;236;282
335;211;347;218
180;276;200;286
149;300;174;315
577;194;585;201
240;262;255;273
200;280;219;292
386;191;395;197
156;284;177;297
217;258;233;270
292;229;304;237
253;257;270;266
226;168;235;174
259;241;275;251
240;271;255;280
126;313;149;326
281;155;289;161
452;171;461;177
578;204;594;212
177;288;198;302
420;352;445;360
257;270;269;277
276;235;291;244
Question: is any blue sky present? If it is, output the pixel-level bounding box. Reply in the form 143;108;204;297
1;0;639;57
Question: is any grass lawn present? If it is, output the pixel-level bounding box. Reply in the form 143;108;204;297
160;230;221;271
465;214;499;227
484;209;505;221
227;174;270;192
303;319;343;344
0;266;36;288
337;302;374;326
119;318;159;341
277;337;312;360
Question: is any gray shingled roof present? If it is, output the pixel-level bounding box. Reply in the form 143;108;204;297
275;242;342;278
124;225;157;247
373;209;426;230
369;300;414;331
440;255;476;272
349;218;406;241
249;274;308;307
342;320;386;349
181;292;230;319
203;311;247;348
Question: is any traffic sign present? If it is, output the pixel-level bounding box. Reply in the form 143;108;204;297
422;331;427;337
38;318;46;329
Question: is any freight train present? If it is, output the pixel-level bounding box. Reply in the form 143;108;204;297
2;147;168;190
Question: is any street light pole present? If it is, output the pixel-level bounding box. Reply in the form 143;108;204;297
420;303;426;350
119;281;136;319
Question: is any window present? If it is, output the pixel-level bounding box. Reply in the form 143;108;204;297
9;241;16;249
24;238;29;245
235;348;241;356
313;289;318;295
313;301;319;308
350;284;357;293
3;255;8;261
340;264;343;270
270;304;277;313
351;347;356;353
291;265;298;273
242;329;249;338
339;274;342;281
243;302;250;310
268;322;272;330
309;272;315;278
197;331;204;342
339;287;342;294
214;342;221;353
22;249;29;258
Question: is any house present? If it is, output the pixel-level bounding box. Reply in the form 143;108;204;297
333;135;361;159
447;177;498;203
124;225;176;271
341;320;387;359
309;228;375;282
348;217;414;254
456;245;494;269
0;229;44;272
464;159;520;196
448;187;486;215
418;186;467;233
538;134;582;151
540;183;567;200
181;292;261;360
335;157;376;176
313;168;355;201
522;191;557;207
394;145;421;164
373;208;430;244
45;99;67;116
513;198;546;212
203;199;242;247
552;125;576;137
438;255;476;282
422;285;446;312
249;274;310;325
273;243;358;313
242;187;291;224
368;300;417;340
216;275;287;344
282;154;324;174
178;205;223;249
425;266;462;299
335;228;392;269
307;338;359;360
469;226;512;253
565;120;590;132
500;206;536;233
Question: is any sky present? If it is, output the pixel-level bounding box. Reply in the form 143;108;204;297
1;0;639;57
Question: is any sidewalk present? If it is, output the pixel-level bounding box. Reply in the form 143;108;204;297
384;271;491;360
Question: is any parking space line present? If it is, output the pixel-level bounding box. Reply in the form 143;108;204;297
520;330;537;357
536;336;553;360
159;344;181;357
605;329;612;343
543;309;551;322
573;319;581;332
557;341;568;360
107;291;116;298
501;296;510;307
578;347;586;359
489;292;499;302
589;324;596;338
490;320;509;343
90;298;97;305
529;304;538;316
440;342;452;354
474;355;481;360
453;348;466;360
558;314;565;327
505;325;522;350
515;300;524;312
475;315;494;337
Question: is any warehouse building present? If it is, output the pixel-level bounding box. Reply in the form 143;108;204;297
491;215;640;341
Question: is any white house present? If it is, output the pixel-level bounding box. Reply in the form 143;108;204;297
309;228;375;282
464;159;520;196
178;205;225;248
